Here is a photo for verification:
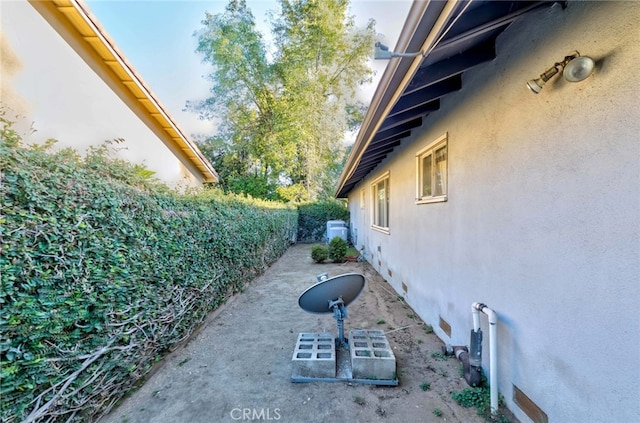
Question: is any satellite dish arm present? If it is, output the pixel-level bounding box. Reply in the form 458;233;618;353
329;297;349;347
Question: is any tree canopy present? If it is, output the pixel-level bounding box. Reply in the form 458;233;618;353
187;0;375;201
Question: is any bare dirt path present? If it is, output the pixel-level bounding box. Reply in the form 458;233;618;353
100;244;497;423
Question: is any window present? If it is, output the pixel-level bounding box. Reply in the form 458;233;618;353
371;172;389;231
416;134;447;203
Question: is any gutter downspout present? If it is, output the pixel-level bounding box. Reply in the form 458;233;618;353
472;302;498;415
335;0;461;197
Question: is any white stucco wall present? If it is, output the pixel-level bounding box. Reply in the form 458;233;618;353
0;1;200;188
348;2;640;422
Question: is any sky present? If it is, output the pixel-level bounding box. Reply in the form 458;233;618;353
84;0;413;141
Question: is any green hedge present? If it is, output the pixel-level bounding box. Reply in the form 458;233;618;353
0;124;297;422
297;201;350;243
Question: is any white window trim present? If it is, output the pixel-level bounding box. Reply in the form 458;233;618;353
415;133;448;205
371;171;390;234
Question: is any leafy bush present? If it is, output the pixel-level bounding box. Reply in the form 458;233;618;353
311;245;328;263
451;382;510;422
297;200;350;243
0;118;297;422
328;236;348;263
452;387;487;409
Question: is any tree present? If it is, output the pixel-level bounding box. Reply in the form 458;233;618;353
187;0;375;201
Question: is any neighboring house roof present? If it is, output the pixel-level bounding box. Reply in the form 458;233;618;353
336;0;555;198
28;0;218;183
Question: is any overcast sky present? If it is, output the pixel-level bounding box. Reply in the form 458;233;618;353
85;0;412;140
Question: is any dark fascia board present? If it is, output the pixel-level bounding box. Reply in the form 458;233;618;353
379;106;434;132
370;130;412;146
404;40;496;95
390;74;462;116
372;120;421;142
364;140;403;156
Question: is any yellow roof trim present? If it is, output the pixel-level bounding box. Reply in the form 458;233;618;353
27;0;218;183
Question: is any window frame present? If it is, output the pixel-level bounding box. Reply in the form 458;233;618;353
371;171;390;233
415;133;448;204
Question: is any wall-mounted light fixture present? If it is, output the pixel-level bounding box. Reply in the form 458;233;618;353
527;51;595;93
374;42;424;60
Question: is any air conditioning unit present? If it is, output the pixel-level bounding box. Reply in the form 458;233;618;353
326;220;348;243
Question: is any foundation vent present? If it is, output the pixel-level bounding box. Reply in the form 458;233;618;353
439;316;451;337
513;385;548;423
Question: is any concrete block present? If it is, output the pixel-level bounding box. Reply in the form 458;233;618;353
291;333;336;378
349;329;396;380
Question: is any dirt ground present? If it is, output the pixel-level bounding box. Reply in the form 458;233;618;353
100;244;510;423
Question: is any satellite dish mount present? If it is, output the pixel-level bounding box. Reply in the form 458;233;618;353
293;272;398;385
329;297;348;348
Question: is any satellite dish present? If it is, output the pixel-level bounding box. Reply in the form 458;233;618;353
298;273;365;314
292;273;397;385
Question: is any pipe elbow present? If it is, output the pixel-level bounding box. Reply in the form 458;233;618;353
484;308;497;325
473;302;497;324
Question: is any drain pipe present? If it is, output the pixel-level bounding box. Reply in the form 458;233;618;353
443;344;482;387
472;302;498;415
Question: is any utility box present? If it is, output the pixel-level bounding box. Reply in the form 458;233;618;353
326;220;348;243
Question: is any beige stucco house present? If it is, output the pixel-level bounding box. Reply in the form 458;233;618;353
337;1;639;422
1;0;217;187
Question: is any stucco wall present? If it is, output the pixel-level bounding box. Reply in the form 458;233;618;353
348;2;639;422
0;1;201;188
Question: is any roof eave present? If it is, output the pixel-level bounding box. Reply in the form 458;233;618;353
335;1;462;198
335;1;556;198
28;0;218;183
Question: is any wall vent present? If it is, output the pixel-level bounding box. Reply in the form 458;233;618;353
387;268;393;277
439;316;451;337
401;282;408;293
513;385;548;423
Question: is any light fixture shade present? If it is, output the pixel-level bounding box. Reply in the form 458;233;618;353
526;78;545;94
563;56;595;82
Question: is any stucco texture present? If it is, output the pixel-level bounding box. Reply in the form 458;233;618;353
347;2;640;422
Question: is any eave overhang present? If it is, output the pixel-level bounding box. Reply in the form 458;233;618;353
336;0;557;198
28;0;218;183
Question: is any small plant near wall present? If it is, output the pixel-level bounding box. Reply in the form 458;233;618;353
431;351;449;361
451;383;511;422
328;236;347;262
311;245;328;263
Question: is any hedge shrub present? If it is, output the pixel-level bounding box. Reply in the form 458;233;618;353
0;120;297;422
297;200;350;243
328;236;348;263
310;245;328;263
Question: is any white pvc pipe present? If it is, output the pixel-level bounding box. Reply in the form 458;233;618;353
472;302;498;415
472;306;481;331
